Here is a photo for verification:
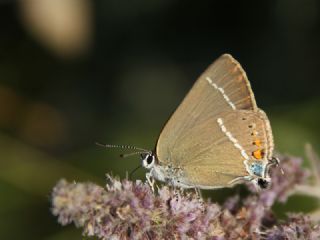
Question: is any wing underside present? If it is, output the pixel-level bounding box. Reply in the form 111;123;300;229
156;54;274;188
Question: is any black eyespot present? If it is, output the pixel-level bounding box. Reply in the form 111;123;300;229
257;178;269;189
147;155;153;164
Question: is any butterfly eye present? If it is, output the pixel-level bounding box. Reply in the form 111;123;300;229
147;155;154;164
142;154;155;169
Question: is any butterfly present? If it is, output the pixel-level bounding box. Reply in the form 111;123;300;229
101;54;279;190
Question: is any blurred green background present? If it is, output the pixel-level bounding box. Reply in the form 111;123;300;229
1;0;320;239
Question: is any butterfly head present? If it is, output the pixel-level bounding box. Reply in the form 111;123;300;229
141;152;156;169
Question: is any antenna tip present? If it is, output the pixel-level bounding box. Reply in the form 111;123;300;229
95;142;105;147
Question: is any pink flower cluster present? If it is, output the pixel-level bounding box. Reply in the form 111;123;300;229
51;155;320;239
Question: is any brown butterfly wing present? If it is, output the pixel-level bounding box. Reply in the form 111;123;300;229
181;110;273;188
156;54;274;188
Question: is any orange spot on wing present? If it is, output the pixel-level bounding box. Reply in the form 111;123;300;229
253;150;264;159
253;139;262;147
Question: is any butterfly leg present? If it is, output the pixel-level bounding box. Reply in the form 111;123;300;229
195;187;203;199
228;176;250;186
146;172;155;192
194;188;205;212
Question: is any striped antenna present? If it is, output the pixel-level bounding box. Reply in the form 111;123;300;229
95;142;151;157
120;151;148;158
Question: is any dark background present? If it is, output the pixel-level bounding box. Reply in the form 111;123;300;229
0;0;320;239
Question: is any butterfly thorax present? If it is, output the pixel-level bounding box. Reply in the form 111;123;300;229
141;153;194;188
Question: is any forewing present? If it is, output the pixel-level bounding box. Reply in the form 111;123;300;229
156;54;259;166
